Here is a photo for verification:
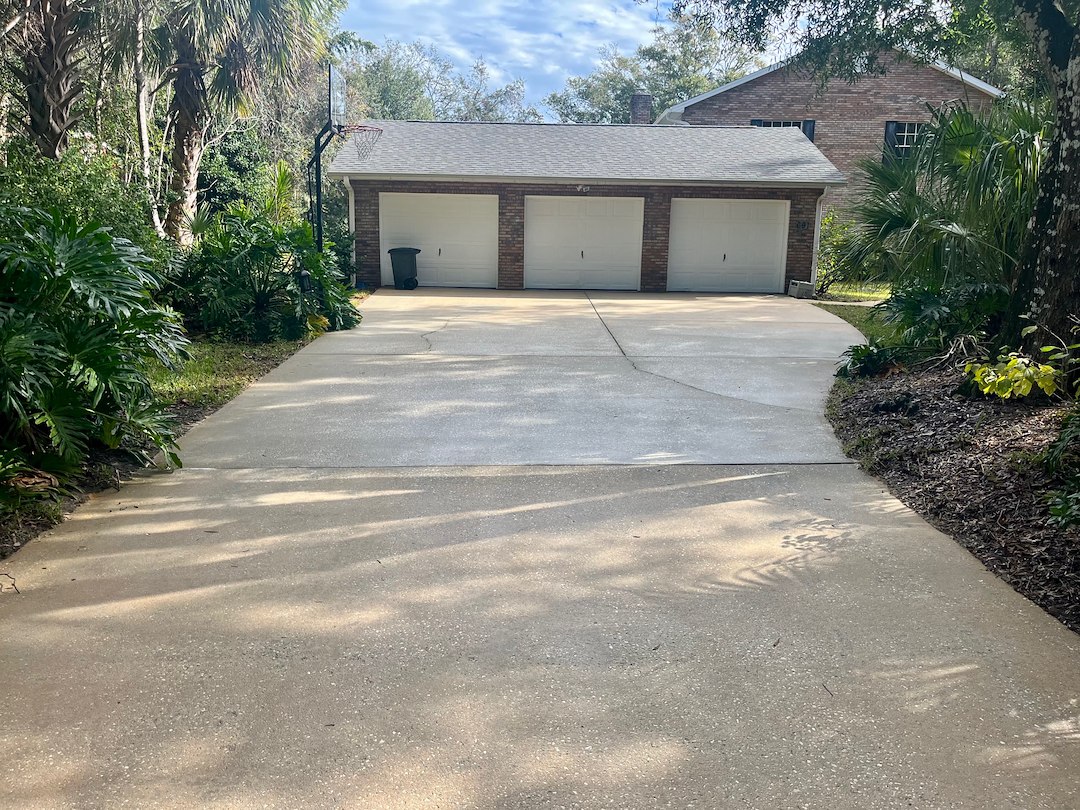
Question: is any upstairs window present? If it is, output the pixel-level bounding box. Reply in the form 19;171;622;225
884;121;923;159
750;118;816;142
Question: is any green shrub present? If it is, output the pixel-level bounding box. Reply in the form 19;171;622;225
166;160;359;342
0;139;173;273
965;353;1058;399
836;340;906;378
880;282;1009;349
172;205;359;342
840;99;1050;346
1046;481;1080;529
814;212;878;297
0;207;190;504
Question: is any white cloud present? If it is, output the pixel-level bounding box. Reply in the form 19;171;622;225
340;0;672;105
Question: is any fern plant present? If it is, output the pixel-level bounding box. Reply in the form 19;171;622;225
0;206;190;501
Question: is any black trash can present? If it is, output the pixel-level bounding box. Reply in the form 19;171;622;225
388;247;421;290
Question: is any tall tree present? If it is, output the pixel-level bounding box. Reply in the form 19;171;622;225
155;0;338;244
6;0;87;158
345;41;542;123
545;14;762;123
676;0;1077;344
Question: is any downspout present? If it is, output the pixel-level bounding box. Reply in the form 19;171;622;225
344;177;357;288
809;188;827;292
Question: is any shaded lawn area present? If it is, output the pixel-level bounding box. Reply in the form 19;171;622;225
148;339;306;431
812;302;898;344
820;281;891;303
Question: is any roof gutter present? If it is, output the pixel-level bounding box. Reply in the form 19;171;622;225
328;172;846;188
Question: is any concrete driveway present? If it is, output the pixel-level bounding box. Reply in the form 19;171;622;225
178;290;861;467
4;291;1080;809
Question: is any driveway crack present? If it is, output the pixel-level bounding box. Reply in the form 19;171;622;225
584;292;805;412
419;320;451;353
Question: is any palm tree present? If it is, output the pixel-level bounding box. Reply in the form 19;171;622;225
5;0;88;159
157;0;334;244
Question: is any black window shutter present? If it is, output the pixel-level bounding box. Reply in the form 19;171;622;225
750;118;763;127
883;121;898;160
801;119;816;142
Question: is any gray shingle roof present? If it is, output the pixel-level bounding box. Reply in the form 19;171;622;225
326;120;845;187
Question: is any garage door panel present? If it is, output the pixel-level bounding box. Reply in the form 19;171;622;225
667;199;788;293
525;196;643;290
379;193;498;288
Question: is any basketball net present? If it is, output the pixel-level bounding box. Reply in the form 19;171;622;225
340;124;383;162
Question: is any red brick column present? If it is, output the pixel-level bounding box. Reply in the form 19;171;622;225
641;190;672;292
351;180;382;288
498;187;525;289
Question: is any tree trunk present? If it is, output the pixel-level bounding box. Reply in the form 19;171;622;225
16;0;85;159
1011;3;1080;347
163;36;207;245
134;7;166;237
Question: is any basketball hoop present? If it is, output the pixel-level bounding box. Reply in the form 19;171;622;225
340;124;383;163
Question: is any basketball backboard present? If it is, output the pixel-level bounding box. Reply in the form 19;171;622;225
329;65;346;129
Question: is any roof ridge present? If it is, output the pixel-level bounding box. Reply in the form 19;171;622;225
364;119;756;129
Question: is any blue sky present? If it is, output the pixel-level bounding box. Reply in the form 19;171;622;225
339;1;675;108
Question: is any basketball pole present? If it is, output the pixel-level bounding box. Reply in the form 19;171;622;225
309;120;336;253
308;64;343;254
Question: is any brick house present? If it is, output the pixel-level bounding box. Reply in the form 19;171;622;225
653;52;1003;207
328;119;843;292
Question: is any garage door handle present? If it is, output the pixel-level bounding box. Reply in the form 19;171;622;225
723;253;726;261
581;250;584;259
438;247;442;257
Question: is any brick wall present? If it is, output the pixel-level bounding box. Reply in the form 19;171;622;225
679;54;996;207
349;179;824;291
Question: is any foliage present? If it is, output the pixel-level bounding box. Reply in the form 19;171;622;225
1045;481;1080;529
169;162;359;342
545;14;761;123
0;206;190;496
843;99;1048;295
946;3;1049;97
838;99;1050;346
965;353;1058;399
175;206;358;341
345;41;542;122
198;128;274;215
836;340;906;378
878;282;1008;349
0;139;173;271
814;212;870;297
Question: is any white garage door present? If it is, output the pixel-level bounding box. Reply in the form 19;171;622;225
379;193;498;288
667;199;789;293
525;196;644;290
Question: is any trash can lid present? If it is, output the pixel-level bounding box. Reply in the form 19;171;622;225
388;247;421;254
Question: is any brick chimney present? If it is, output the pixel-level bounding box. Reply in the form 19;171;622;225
629;89;653;124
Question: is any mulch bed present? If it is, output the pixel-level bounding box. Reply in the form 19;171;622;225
830;368;1080;632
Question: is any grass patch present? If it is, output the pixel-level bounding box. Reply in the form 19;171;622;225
814;302;898;344
149;338;307;410
821;281;891;302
